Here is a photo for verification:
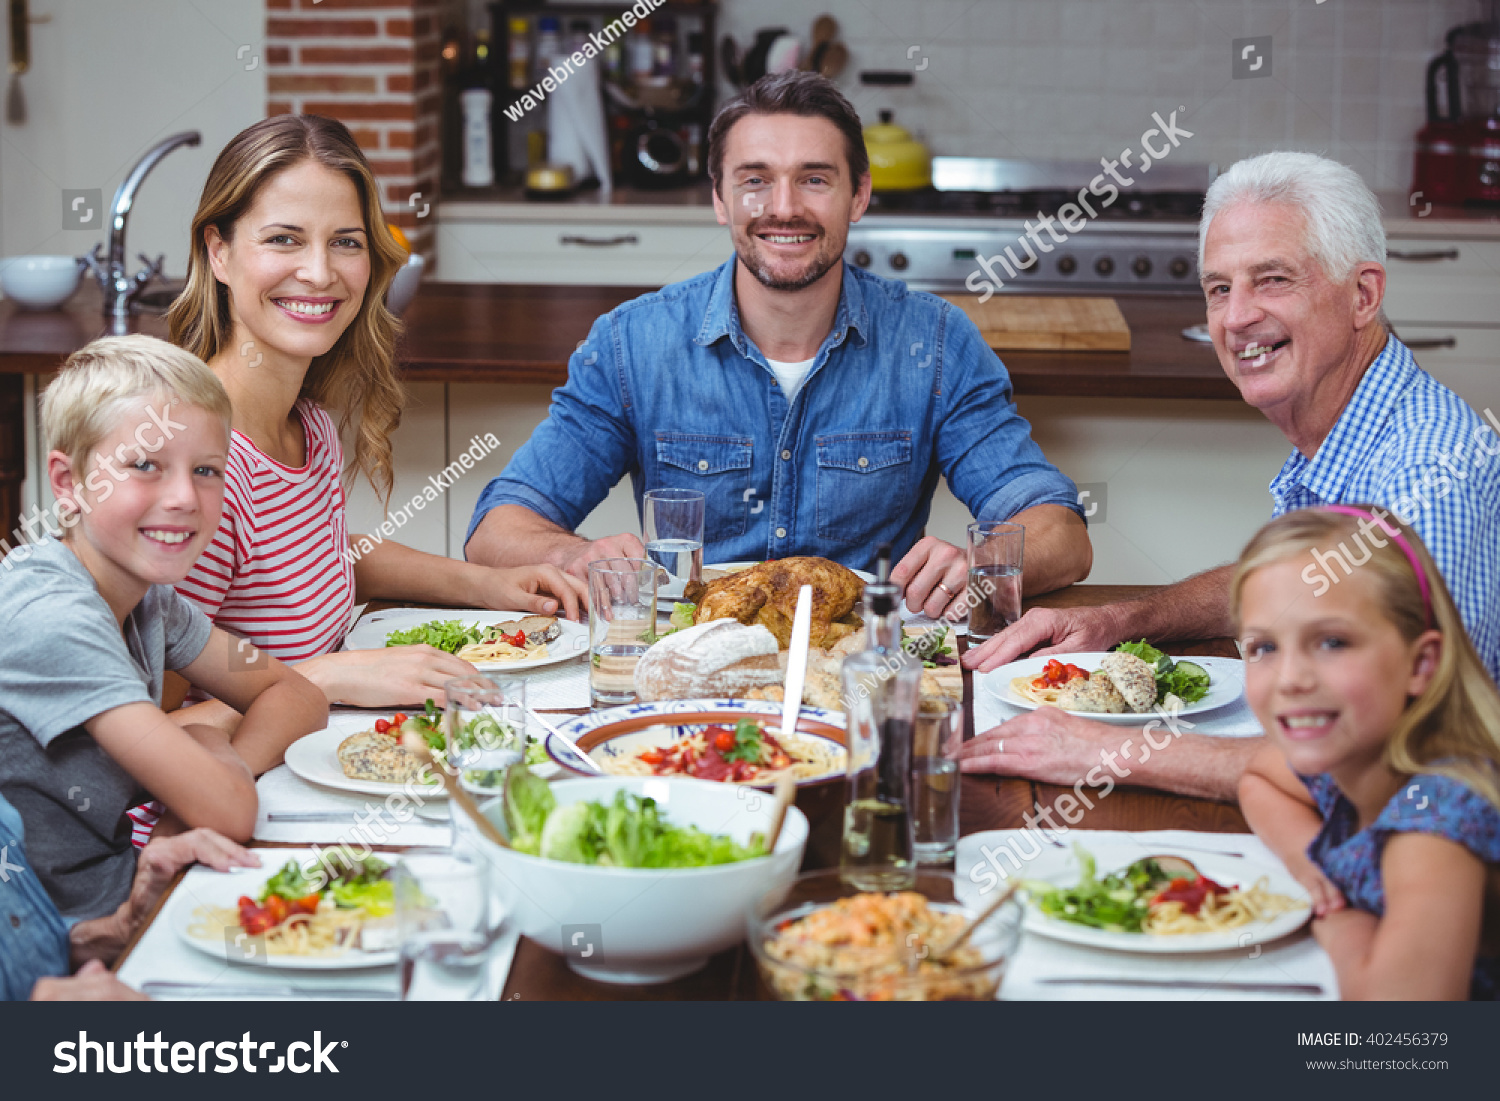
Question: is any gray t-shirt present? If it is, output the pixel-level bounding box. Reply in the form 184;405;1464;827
0;537;213;921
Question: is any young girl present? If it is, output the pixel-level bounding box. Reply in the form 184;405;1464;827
165;115;585;716
1236;505;1500;1000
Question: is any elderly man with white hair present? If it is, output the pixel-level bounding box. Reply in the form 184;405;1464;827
958;150;1500;801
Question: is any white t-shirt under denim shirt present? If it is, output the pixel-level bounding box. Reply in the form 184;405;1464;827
0;537;213;921
764;356;817;403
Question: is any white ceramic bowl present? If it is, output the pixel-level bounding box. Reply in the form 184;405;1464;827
386;252;424;315
454;775;808;984
0;255;83;310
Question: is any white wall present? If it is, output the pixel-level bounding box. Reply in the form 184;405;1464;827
0;0;266;274
719;0;1478;194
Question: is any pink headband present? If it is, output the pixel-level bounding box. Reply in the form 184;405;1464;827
1319;505;1433;625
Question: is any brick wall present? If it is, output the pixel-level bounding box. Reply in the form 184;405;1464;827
266;0;441;261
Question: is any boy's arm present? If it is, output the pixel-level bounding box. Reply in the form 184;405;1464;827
1238;743;1345;915
1316;834;1484;1000
180;628;328;775
85;703;257;841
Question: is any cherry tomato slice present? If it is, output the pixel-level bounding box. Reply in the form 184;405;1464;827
374;719;391;735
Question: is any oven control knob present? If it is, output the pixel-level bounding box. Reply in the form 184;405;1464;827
853;249;872;268
1094;255;1115;276
1169;257;1192;279
1131;256;1153;277
1057;255;1077;275
889;251;909;271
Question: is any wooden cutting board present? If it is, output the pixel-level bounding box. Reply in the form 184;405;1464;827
940;295;1131;352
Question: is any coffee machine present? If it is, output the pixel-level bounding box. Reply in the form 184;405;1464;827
1416;9;1500;205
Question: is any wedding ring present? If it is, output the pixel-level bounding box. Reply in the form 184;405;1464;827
936;581;956;598
997;739;1004;754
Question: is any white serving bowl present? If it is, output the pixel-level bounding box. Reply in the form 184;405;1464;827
0;255;83;310
386;252;424;315
454;775;808;984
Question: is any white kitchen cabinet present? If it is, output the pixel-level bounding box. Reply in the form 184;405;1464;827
1383;239;1500;327
1390;326;1500;417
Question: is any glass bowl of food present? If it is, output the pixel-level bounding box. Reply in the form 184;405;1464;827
748;868;1023;1001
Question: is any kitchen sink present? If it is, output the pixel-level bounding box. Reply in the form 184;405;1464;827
132;283;184;313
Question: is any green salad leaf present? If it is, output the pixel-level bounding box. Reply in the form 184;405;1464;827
1024;845;1178;933
330;878;395;916
385;619;482;653
260;859;319;901
502;765;765;868
670;602;697;630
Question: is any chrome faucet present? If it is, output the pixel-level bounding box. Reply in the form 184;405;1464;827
82;130;201;331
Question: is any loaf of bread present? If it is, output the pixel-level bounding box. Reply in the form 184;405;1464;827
633;620;786;702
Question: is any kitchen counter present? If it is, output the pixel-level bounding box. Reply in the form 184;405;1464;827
396;283;1231;399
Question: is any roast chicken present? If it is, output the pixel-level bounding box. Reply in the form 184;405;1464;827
688;556;864;649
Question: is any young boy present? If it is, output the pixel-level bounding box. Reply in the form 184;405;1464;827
0;335;326;922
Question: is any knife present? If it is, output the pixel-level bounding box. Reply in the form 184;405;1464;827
780;585;813;740
1038;977;1324;995
141;981;398;1000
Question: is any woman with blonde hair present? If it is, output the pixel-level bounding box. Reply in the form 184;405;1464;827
1235;505;1500;999
167;114;583;716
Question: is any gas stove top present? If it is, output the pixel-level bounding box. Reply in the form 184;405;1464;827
846;156;1214;295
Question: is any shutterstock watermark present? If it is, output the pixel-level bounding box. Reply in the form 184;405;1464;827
965;108;1195;302
344;432;502;565
501;0;668;124
0;400;190;570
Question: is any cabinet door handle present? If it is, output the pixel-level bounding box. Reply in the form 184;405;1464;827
1386;248;1459;262
559;234;639;248
1401;336;1457;350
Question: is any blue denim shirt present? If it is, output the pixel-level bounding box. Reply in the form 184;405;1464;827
0;794;69;1000
467;258;1082;571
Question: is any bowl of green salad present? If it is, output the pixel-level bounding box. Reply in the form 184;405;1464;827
453;765;807;984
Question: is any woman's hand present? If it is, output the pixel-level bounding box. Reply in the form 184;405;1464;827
298;645;477;707
479;564;588;621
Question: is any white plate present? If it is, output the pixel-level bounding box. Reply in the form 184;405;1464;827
961;836;1310;954
168;847;400;969
342;608;589;672
984;652;1244;723
283;712;561;799
283;713;449;799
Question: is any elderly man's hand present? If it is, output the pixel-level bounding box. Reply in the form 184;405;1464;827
891;536;969;620
962;603;1129;672
953;706;1131;786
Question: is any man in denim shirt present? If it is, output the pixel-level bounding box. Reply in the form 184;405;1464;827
466;72;1092;617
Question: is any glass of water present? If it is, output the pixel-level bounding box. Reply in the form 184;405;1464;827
643;488;705;590
443;675;526;796
911;699;962;864
966;521;1025;643
395;847;500;1001
587;557;659;709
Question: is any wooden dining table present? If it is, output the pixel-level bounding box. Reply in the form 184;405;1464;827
497;581;1250;1000
116;581;1252;999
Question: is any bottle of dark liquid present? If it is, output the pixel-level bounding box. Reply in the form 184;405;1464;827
839;546;919;890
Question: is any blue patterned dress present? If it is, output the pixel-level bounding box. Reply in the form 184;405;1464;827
1301;771;1500;999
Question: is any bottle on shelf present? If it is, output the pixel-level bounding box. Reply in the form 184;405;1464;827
507;16;530;90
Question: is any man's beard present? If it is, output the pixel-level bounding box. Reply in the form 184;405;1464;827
737;221;844;292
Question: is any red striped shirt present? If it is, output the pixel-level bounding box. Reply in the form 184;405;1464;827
176;400;356;664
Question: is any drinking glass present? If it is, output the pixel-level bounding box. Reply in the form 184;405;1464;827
966;521;1025;642
443;675;526;796
396;847;500;1001
643;488;705;590
911;699;962;864
587;557;659;709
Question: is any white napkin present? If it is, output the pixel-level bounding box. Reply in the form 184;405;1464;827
956;829;1337;1000
254;765;453;847
519;657;591;710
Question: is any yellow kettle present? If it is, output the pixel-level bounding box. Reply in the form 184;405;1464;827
864;110;931;191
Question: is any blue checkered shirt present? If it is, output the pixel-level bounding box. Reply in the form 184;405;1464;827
1269;335;1500;682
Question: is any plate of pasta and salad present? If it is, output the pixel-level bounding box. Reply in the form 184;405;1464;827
1007;842;1310;954
342;609;589;672
171;850;419;969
